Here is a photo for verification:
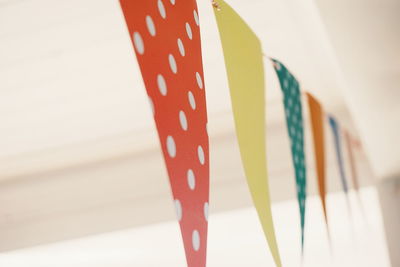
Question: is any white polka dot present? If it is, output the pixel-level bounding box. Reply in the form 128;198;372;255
148;97;154;116
177;38;185;56
295;104;300;113
297;184;301;194
204;202;209;221
179;110;188;131
174;199;182;221
193;10;199;26
283;79;289;88
186;22;193;40
168;54;177;74
187;169;195;190
275;62;281;70
197;145;205;165
158;0;166;19
192;230;200;251
133;32;144;55
290;126;296;136
297;142;302;151
297;131;302;139
166;136;176;158
195;72;203;89
188;91;196;110
146;16;156;36
157;74;167;95
170;0;176;4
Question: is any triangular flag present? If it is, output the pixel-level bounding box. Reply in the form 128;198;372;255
119;1;209;266
344;130;359;191
344;130;367;217
213;2;282;266
306;92;329;230
272;59;307;250
328;115;349;193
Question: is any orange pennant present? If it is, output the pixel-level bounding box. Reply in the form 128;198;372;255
306;92;328;226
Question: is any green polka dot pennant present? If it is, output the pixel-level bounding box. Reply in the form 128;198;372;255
272;59;307;250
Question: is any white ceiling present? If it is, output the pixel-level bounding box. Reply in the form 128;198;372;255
314;0;400;180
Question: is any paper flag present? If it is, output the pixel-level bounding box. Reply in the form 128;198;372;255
344;130;366;216
213;2;282;266
344;130;359;191
272;59;307;249
119;1;209;266
328;115;349;193
306;92;328;227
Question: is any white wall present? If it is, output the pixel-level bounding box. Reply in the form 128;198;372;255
314;0;400;180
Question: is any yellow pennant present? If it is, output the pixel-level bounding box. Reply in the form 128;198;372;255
213;1;282;266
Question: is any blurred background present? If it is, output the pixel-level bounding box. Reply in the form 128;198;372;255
0;0;399;266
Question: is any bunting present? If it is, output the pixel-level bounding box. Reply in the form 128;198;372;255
306;92;328;228
344;130;366;216
213;1;282;266
119;1;210;266
328;115;349;193
117;1;364;264
272;59;307;249
344;130;360;191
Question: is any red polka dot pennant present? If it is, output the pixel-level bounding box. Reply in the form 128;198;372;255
119;1;209;266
